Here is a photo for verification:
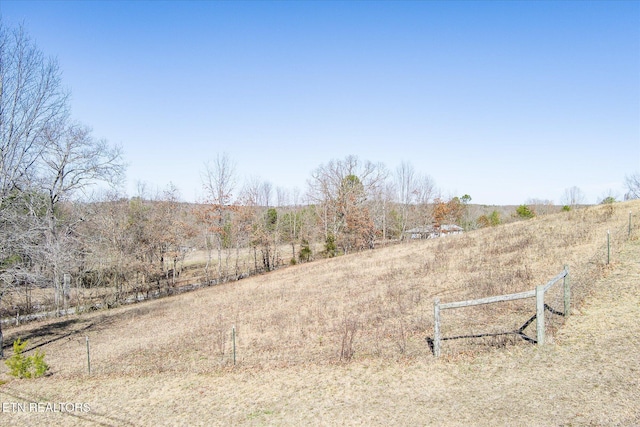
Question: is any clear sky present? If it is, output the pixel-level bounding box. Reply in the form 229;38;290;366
2;1;638;205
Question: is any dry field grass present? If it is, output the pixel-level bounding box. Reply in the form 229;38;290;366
0;201;638;426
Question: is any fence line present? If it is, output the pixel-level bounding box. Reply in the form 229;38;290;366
432;207;637;358
433;267;569;357
0;264;282;326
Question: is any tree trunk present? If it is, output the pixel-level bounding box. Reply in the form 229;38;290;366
54;269;61;315
253;247;258;273
217;233;222;283
172;257;177;285
235;240;241;277
205;232;212;284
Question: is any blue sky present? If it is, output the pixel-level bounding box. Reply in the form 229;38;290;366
2;1;638;205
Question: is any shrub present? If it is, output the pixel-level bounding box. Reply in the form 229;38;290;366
298;239;312;263
478;210;501;228
31;351;49;378
600;196;616;205
488;210;501;226
324;234;337;258
5;339;49;379
516;204;535;219
562;205;571;212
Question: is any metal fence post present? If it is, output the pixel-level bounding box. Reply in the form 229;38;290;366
433;298;441;358
86;336;91;375
232;325;236;366
607;230;611;265
563;265;570;318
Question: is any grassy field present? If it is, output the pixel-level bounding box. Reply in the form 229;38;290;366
0;201;638;426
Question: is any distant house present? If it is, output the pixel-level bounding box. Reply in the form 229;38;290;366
439;224;464;235
405;224;463;239
405;226;436;239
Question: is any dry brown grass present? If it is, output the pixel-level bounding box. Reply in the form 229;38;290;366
0;201;638;425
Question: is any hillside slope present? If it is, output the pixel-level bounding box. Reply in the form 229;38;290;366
0;202;638;425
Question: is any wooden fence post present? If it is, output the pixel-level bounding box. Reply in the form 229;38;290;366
536;285;545;345
563;265;570;317
433;298;441;358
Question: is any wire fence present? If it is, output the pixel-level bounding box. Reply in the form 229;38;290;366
431;208;636;357
543;214;633;344
0;262;284;326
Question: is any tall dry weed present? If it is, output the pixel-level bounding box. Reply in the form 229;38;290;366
339;313;359;362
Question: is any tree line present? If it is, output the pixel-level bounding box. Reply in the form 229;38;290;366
0;22;125;354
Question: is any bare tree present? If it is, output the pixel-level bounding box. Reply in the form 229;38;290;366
413;174;437;230
526;198;554;216
371;180;394;242
285;187;300;260
38;122;124;312
561;186;586;208
0;22;69;202
239;178;280;271
89;193;150;303
0;193;47;321
0;21;69;356
41;123;124;203
395;161;417;238
0;21;124;356
200;153;236;283
152;184;195;287
624;173;640;200
259;181;272;208
86;189;195;305
307;155;387;254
